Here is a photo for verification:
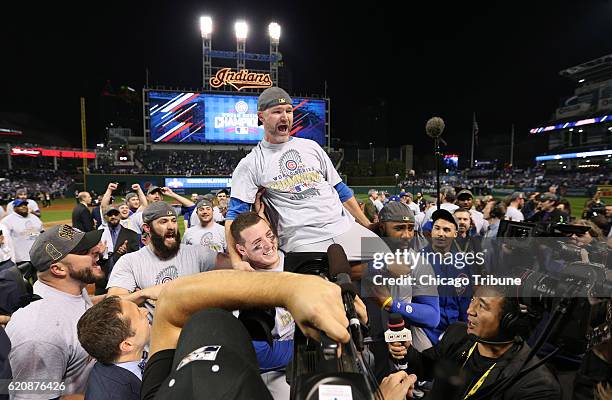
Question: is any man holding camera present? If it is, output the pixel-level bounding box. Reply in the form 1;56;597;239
388;286;560;399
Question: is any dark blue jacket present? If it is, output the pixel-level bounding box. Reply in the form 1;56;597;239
421;246;473;345
85;362;140;400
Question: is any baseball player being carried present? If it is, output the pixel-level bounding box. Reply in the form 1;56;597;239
226;87;381;271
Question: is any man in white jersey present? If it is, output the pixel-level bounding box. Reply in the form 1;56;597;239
182;199;226;252
1;199;43;263
6;188;41;217
226;87;380;271
505;191;525;222
107;202;229;316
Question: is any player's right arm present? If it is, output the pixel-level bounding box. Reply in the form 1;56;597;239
224;159;259;271
101;182;117;214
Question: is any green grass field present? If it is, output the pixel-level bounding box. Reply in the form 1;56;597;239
41;195;590;231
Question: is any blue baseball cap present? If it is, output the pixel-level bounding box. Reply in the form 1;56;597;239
13;199;28;207
389;195;401;202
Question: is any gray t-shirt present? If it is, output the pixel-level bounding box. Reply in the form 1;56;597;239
182;222;227;253
6;281;94;399
230;137;353;252
106;244;217;314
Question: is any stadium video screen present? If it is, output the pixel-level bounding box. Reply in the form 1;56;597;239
148;91;326;145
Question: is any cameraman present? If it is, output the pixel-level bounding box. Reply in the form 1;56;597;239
566;219;607;266
527;193;568;224
389;285;561;399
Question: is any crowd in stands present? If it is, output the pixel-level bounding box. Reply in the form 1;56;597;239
0;169;75;205
400;166;611;196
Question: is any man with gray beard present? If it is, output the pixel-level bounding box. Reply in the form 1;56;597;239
107;202;231;316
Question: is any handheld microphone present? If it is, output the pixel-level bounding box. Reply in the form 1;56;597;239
385;313;412;370
327;244;364;352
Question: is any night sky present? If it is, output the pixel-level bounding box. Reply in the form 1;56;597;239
2;0;612;167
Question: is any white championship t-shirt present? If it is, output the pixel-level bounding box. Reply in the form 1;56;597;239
107;244;217;314
1;212;43;262
230;137;353;252
182;222;227;253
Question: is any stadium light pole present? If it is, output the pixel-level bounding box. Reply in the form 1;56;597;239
200;16;213;90
235;21;248;71
268;22;281;85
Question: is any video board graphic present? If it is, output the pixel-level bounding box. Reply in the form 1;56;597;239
148;91;327;145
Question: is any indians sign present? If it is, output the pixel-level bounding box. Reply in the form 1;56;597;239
210;68;272;91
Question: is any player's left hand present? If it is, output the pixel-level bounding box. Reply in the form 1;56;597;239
354;295;368;325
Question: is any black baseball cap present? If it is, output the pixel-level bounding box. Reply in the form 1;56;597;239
151;309;272;399
457;189;474;200
431;209;458;230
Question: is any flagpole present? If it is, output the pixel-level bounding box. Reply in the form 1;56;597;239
470;112;476;168
510;123;515;167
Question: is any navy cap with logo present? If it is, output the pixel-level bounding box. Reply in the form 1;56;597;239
29;224;103;272
257;87;292;112
431;209;458;230
143;202;178;224
150;309;273;399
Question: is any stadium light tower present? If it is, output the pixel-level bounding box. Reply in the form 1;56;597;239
200;16;213;90
269;22;281;85
235;20;248;71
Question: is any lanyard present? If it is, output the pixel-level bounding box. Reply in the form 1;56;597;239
461;343;497;400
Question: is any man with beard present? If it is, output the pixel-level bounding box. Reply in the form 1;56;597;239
182;199;226;253
106;202;228;316
6;188;40;217
365;202;439;384
6;225;109;399
98;206;140;293
226;87;380;271
455;189;487;235
0;199;43;263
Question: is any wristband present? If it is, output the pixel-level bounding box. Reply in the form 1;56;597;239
381;297;393;310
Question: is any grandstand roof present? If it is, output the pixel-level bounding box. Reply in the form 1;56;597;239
559;54;612;83
0;112;72;147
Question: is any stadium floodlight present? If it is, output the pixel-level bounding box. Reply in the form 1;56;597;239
268;22;281;42
200;16;213;38
235;21;248;40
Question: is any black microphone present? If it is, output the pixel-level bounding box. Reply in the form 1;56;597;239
327;243;364;351
385;313;412;370
425;117;445;138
